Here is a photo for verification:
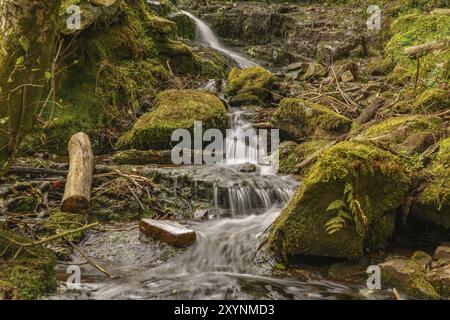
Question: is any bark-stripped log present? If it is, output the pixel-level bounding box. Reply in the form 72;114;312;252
61;133;95;214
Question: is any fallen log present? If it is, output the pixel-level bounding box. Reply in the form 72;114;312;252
404;40;448;58
61;133;95;214
139;219;196;247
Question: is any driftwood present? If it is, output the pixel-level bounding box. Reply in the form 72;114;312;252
61;133;95;214
356;96;386;125
404;40;449;58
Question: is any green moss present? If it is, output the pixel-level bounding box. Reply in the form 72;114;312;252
0;230;57;299
269;141;411;260
357;115;444;155
414;137;450;228
112;149;172;165
43;211;86;243
225;66;275;102
117;90;228;150
361;115;442;139
272;98;352;139
414;88;450;112
26;0;224;155
228;93;264;107
384;11;450;87
278;140;329;175
380;259;440;299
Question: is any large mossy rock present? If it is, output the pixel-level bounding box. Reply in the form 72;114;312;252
412;138;450;228
383;11;450;87
117;90;228;150
269;141;411;260
278;139;329;176
272;98;352;140
225;66;275;106
356;115;443;155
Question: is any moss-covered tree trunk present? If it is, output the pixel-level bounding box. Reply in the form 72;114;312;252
0;0;62;173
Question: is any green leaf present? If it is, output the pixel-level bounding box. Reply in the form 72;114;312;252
44;71;52;80
338;210;351;220
344;183;353;195
15;56;24;66
18;36;30;53
0;117;8;125
327;199;345;211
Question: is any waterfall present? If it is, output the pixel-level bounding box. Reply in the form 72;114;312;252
181;10;256;69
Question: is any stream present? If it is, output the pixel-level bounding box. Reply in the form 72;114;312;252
50;11;390;300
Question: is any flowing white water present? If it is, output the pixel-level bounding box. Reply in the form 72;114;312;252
181;10;257;69
51;11;388;300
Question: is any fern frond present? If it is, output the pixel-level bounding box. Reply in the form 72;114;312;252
326;199;345;211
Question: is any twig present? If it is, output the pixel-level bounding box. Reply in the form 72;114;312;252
64;237;117;279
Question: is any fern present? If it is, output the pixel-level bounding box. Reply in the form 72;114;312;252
325;183;368;236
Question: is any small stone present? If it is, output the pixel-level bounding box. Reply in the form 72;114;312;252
139;219;196;247
379;258;440;299
239;162;257;173
302;62;327;81
340;70;355;82
426;264;450;296
285;62;307;73
411;250;433;269
379;258;422;284
193;210;209;221
433;244;450;261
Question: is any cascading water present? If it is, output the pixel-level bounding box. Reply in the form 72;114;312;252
181;10;256;69
51;11;388;300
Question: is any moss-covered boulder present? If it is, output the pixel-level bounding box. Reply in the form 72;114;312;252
278;139;329;176
384;11;450;87
356;115;443;155
414;88;450;113
272;98;352;140
23;0;227;155
112;149;172;165
379;258;440;300
225;66;275;105
117;90;228;150
412;137;450;228
0;230;57;299
269;141;411;260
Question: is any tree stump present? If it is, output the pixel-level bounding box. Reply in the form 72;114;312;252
61;133;94;214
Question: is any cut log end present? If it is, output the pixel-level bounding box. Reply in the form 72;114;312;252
61;196;90;214
139;219;196;247
61;132;94;214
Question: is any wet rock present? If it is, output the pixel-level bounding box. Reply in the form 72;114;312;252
411;251;433;269
379;258;440;299
284;62;308;81
433;244;450;261
340;70;355;82
278;139;329;176
139;219;196;247
269;141;411;260
117;90;228;150
271;98;351;139
302;62;327;81
239;163;257;173
356;115;443;156
61;0;121;34
426;265;450;296
193;210;209;221
228;93;264;108
225;67;275;104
